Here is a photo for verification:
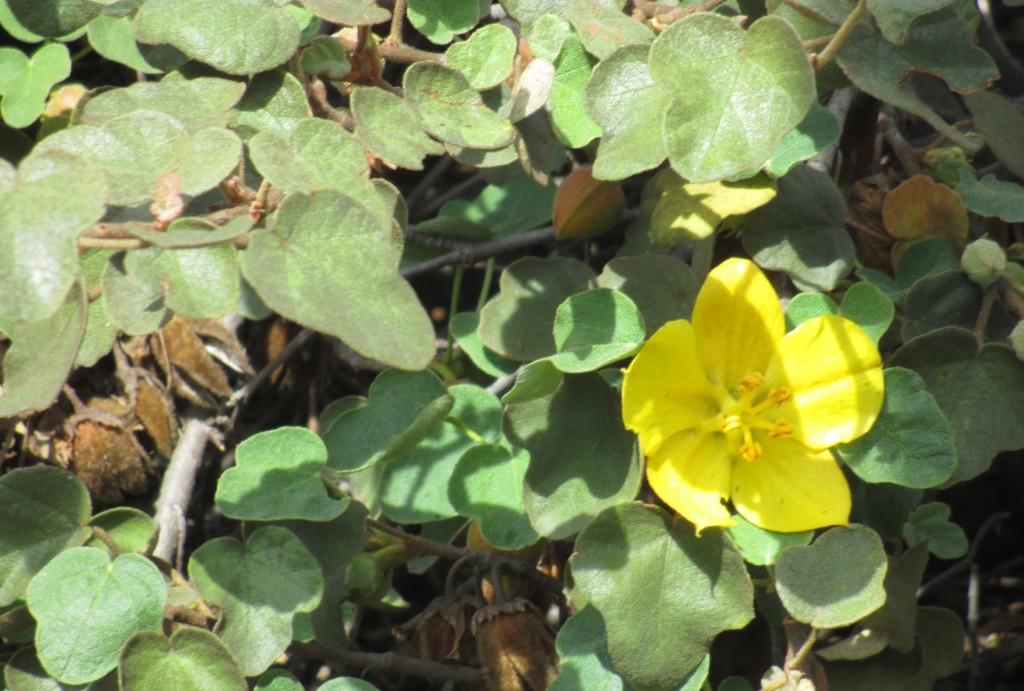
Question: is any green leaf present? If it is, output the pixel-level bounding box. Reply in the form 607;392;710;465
838;282;894;344
446;23;517;90
964;90;1024;180
125;215;254;249
0;43;70;128
903;502;968;560
437;174;556;237
318;678;381;691
175;127;243;197
75;257;118;367
216;427;349;522
3;0;100;38
0;149;105;323
867;0;955;44
321;369;453;473
374;384;502;523
595;255;697;336
87;508;157;556
273;500;368;577
742;164;853;291
86;14;186;75
651;171;777;247
188;527;322;676
124;245;240;319
478;257;596;362
836;9;996;152
230;71;311;140
449;312;519;377
850;480;923;539
248;117;368;194
549;606;628;691
955;172;1024;222
300;35;351;79
403;62;514;150
566;2;654;60
298;0;390;25
255;669;302;690
505;373;641;539
351;86;444;171
550;288;645;373
584;44;669;180
726;514;813;567
407;0;480;45
76;76;246;134
651;14;814;182
900;271;981;342
134;0;300;75
784;292;838;331
774;525;888;629
27;548;166;684
528;13;572;61
119;628;247;691
569;503;754;689
0;281;87;417
100;253;171;336
765;101;841;177
240;190;435;370
0;466;91;607
834;368;956;489
448;444;539;550
36;110;192;206
549;33;601;148
4;647;118;690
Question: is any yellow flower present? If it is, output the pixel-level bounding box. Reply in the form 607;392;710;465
622;258;884;533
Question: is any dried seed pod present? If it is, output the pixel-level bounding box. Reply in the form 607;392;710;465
473;598;559;691
135;374;177;458
70;420;152;504
415;594;483;665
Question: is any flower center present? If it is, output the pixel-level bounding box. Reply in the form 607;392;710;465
718;373;793;461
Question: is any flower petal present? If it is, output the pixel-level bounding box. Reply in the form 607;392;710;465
692;258;784;392
731;437;851;532
646;429;736;533
764;315;884;449
622;319;717;456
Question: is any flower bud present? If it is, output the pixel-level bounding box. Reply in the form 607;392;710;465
1011;321;1024;362
961;238;1006;288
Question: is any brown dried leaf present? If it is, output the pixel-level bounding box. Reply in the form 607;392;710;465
136;374;177;458
415;594;483;664
155;316;233;401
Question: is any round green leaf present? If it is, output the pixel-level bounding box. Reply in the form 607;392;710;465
187;527;322;676
318;678;380;691
549;606;628;691
650;14;814;182
86;14;185;75
743;165;854;291
478;257;597;362
255;669;302;690
446;23;517;90
100;253;170;336
298;0;390;25
565;3;654;61
351;86;445;171
838;282;894;344
774;525;888;629
321;369;454;473
175;127;243;197
726;514;813;567
890;327;1024;485
27;548;166;684
273;499;368;577
216;426;349;522
0;43;71;128
448;444;539;550
3;0;99;38
449;312;519;377
765;101;841;177
119;628;246;691
584;44;669;180
300;35;350;79
0;148;105;323
834;368;956;489
0;281;88;418
240;190;435;370
248;117;368;194
403;62;514;151
955;172;1024;223
134;0;300;75
375;384;502;523
594;255;697;336
229;71;310;141
87;508;157;555
124;245;240;319
407;0;479;45
505;373;642;539
0;466;91;607
569;503;754;690
549;33;601;148
900;271;981;342
903;502;968;560
550;288;645;373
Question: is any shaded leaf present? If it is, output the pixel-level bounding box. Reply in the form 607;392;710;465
903;502;968;560
955;172;1024;222
119;628;247;691
448;444;539;550
351;86;444;171
596;254;697;335
446;23;517;90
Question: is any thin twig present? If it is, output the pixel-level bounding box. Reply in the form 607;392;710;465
227;329;315;408
406;155;453;210
401;226;556;280
289;642;488;684
152;411;214;566
997;275;1024;320
389;0;406;45
879;105;922;177
813;0;866;70
418;174;485;218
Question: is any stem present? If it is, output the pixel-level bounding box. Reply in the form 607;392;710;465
77;238;147;251
813;0;866;70
289;642;487;685
402;226;555;280
975;284;998;347
389;0;406;44
477;257;496;312
444;264;465;366
786;627;819;671
445;415;487;445
91;526;123;557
